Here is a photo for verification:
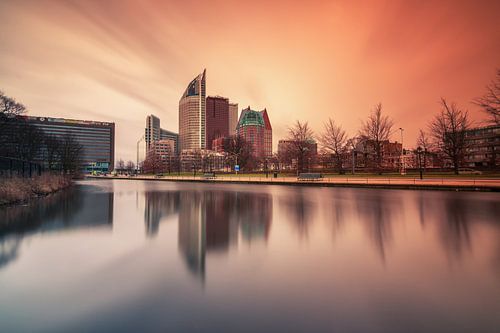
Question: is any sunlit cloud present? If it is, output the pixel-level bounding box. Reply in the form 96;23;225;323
1;0;499;160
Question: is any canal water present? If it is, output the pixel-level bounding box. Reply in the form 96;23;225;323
0;180;499;333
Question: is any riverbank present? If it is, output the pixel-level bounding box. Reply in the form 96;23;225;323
88;175;500;192
0;174;73;206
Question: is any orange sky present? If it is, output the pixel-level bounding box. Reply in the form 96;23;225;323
1;0;499;161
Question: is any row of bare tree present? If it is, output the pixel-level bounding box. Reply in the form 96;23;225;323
115;159;136;174
282;97;476;175
138;135;255;174
284;69;500;174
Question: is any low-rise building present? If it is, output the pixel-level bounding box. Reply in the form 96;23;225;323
277;139;318;170
355;139;402;170
464;124;500;169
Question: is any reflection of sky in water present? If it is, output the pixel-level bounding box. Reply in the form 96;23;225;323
0;180;499;333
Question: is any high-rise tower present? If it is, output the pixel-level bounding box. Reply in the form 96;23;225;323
228;103;238;136
145;114;179;154
206;96;229;150
179;69;206;151
236;107;273;159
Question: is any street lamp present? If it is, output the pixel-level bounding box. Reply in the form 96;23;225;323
350;139;356;175
416;146;423;180
399;128;405;175
136;134;144;175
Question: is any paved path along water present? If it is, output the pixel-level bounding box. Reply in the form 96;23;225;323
99;174;500;191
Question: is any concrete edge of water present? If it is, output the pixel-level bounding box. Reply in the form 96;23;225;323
85;176;500;192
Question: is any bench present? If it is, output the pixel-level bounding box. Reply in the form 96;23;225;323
298;173;323;181
203;172;216;179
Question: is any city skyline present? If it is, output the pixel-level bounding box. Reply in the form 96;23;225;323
1;0;499;161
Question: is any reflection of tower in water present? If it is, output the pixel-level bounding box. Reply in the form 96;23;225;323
177;190;273;280
178;191;206;280
144;191;180;237
235;193;273;243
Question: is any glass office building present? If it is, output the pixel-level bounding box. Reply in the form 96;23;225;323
21;116;115;173
179;69;206;151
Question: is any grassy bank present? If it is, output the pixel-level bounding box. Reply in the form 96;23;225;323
0;174;72;206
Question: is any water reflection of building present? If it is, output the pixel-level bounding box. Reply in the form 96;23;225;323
178;191;206;280
177;190;272;280
0;186;114;270
144;191;180;237
235;192;273;242
279;189;316;238
355;191;401;262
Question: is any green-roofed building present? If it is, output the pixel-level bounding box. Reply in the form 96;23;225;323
236;107;272;159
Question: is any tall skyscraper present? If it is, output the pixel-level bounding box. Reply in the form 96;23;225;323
179;69;206;151
228;103;238;136
206;96;229;150
145;114;161;151
145;114;179;154
236;107;273;159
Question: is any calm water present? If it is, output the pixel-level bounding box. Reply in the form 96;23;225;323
0;180;499;333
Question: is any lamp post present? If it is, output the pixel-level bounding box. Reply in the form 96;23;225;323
417;146;423;180
136;134;144;175
350;139;356;175
399;128;405;175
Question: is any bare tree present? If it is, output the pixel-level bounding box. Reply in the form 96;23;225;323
429;98;471;174
0;91;26;117
286;121;315;174
1;91;26;135
223;135;252;171
15;120;46;162
359;103;394;173
116;159;125;171
473;69;500;125
416;130;433;171
143;150;165;174
126;160;135;173
277;144;293;170
319;118;348;173
44;134;61;171
57;133;83;174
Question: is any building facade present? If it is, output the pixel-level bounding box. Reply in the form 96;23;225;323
160;128;179;154
145;114;161;151
277;139;318;170
236;107;272;160
18;115;115;173
179;69;206;151
464;124;500;168
149;139;174;160
228;103;238;136
143;139;175;173
355;139;402;170
145;114;179;154
206;96;229;150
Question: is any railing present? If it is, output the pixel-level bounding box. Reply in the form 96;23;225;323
0;156;43;178
94;173;500;188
